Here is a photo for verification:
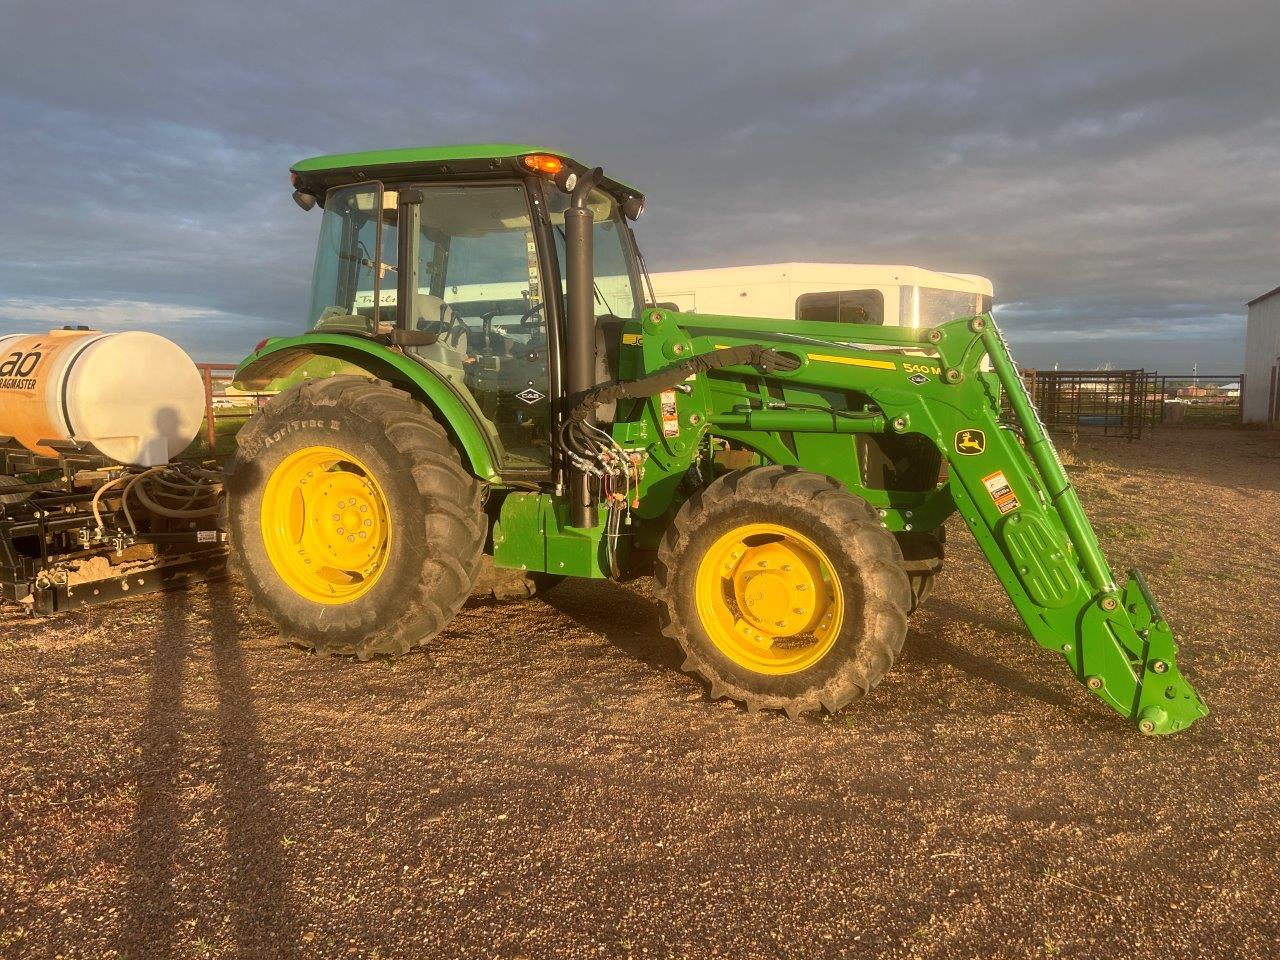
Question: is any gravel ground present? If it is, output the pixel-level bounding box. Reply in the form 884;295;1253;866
1;426;1277;959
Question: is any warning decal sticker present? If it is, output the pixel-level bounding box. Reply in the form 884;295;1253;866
660;389;681;437
982;470;1021;515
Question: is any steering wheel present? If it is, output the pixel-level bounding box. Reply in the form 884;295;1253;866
416;305;469;350
519;300;546;329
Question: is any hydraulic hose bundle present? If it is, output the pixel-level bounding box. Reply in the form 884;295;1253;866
555;344;799;573
90;462;223;534
555;416;638;578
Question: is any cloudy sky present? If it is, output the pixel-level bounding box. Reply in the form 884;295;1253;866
1;0;1276;372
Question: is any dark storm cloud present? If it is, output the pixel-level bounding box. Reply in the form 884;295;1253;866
0;0;1275;369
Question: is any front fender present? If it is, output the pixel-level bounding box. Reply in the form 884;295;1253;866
234;334;501;481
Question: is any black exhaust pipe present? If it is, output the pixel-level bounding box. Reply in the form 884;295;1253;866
564;167;602;529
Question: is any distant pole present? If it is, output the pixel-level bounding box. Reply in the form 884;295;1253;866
1193;362;1198;387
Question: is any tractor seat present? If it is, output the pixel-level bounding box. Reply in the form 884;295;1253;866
408;295;469;362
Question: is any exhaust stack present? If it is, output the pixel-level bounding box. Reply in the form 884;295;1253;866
563;167;603;529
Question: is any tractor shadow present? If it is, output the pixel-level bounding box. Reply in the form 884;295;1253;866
904;598;1084;715
547;582;1091;724
118;575;299;958
542;579;685;673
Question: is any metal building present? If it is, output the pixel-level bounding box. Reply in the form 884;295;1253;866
1243;286;1280;425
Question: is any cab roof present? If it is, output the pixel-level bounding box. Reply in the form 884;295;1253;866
290;143;643;204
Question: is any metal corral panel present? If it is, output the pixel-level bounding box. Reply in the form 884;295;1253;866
1243;287;1280;424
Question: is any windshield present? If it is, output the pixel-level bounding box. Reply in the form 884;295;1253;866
546;188;641;322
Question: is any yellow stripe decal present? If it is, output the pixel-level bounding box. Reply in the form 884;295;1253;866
807;353;898;371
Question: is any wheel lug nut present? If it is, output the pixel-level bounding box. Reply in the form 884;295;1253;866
796;584;807;592
794;608;806;615
347;535;355;542
364;519;372;527
332;514;340;522
337;528;344;535
782;564;792;572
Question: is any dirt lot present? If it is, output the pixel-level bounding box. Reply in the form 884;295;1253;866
1;427;1277;959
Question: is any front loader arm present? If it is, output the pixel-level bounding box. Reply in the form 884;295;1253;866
959;318;1205;734
637;309;1206;734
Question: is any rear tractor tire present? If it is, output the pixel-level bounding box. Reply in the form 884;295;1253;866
656;467;911;718
227;376;485;658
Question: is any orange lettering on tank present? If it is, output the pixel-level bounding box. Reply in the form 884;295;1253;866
0;330;101;458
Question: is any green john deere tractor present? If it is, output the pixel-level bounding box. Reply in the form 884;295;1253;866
226;144;1206;735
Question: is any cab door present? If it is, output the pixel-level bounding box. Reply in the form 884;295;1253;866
400;182;555;478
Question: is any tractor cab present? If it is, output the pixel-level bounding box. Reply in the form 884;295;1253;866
287;145;646;476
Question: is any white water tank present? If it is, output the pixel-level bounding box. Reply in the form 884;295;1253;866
0;329;206;466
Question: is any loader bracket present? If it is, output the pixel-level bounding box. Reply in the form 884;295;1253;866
1068;570;1206;735
1122;568;1207;734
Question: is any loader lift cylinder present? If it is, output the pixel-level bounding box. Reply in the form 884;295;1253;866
564;168;603;528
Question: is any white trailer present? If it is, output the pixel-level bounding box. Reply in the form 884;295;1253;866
648;262;993;329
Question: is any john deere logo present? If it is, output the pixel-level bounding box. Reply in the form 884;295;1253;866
955;429;986;455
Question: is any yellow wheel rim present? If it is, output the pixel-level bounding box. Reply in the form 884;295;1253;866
260;445;392;605
694;522;844;675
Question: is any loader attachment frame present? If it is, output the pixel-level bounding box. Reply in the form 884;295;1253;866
613;309;1206;734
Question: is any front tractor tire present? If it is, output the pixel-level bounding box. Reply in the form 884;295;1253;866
656;467;911;718
227;376;485;658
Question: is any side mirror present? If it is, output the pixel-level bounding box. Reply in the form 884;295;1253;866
621;197;645;221
292;190;318;211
